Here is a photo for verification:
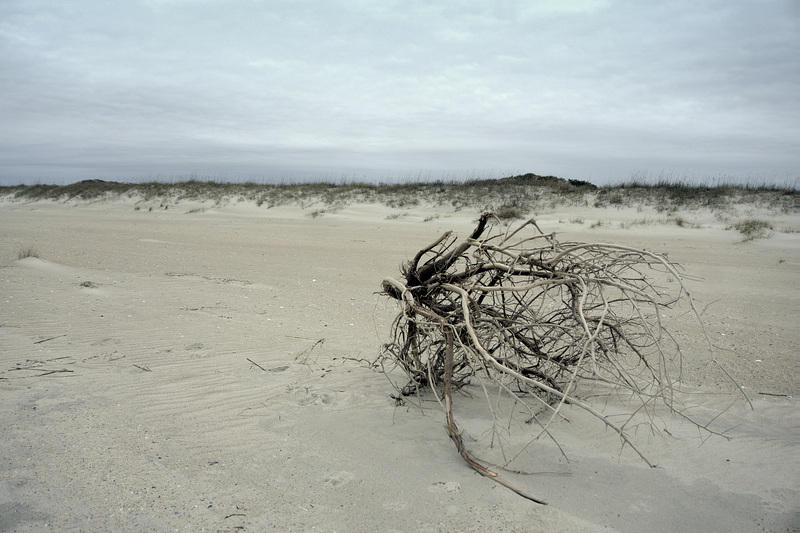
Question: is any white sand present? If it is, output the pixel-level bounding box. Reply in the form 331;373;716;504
1;198;797;532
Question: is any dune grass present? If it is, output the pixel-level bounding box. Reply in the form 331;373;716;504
728;218;774;241
17;247;39;259
1;174;795;218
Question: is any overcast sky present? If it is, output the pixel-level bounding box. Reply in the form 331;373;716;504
1;0;798;186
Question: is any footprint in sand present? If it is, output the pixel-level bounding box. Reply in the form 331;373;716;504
428;481;461;493
91;338;121;347
382;500;408;511
322;471;355;487
297;391;334;406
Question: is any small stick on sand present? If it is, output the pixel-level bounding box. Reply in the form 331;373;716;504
26;369;74;376
247;358;267;371
33;334;66;344
295;338;325;364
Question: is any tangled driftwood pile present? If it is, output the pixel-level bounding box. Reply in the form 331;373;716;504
381;213;733;503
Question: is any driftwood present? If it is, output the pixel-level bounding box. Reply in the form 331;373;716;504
380;213;735;503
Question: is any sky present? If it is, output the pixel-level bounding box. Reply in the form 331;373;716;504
1;0;798;186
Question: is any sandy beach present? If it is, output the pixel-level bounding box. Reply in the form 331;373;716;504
1;196;797;532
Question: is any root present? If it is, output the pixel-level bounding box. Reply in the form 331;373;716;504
380;213;742;502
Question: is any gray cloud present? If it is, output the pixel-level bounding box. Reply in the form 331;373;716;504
1;0;797;185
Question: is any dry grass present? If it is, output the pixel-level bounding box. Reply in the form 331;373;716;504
728;218;774;241
17;247;39;260
1;174;794;217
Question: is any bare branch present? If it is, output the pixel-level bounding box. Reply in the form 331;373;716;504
380;214;744;501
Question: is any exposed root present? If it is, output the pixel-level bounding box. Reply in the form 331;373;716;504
380;213;743;502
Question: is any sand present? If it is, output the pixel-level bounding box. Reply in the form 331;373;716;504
0;198;797;532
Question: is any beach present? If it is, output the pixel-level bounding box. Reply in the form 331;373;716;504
1;196;797;532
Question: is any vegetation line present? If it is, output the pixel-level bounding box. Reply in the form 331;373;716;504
0;174;795;217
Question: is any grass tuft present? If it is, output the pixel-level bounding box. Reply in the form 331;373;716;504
728;218;774;241
17;247;39;259
494;205;526;221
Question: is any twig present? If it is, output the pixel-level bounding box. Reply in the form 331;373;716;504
295;338;325;364
33;334;66;344
18;369;74;376
247;358;267;371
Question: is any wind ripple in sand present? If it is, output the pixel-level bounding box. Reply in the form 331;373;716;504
2;204;797;533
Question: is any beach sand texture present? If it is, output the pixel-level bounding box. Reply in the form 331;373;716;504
1;198;797;532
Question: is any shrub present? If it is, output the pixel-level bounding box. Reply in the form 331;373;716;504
494;205;525;220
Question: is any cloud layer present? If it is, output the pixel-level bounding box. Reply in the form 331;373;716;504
1;0;798;185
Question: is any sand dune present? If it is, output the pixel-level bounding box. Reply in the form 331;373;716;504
1;198;797;532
